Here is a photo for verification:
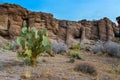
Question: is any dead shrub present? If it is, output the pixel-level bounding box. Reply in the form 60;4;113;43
75;62;97;76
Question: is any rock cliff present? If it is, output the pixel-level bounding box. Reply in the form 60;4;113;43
0;3;118;46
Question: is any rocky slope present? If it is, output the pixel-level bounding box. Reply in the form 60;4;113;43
0;3;118;46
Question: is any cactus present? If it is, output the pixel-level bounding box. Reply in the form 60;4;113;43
16;27;51;67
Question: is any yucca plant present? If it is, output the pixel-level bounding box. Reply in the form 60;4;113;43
16;26;51;67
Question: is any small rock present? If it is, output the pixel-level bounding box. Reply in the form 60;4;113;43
67;58;75;63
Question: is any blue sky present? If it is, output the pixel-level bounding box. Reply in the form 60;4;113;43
1;0;120;23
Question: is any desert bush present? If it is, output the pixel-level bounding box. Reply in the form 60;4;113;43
51;40;68;54
104;41;120;57
16;27;51;66
91;41;105;54
92;40;120;58
75;62;97;76
80;39;95;51
70;44;81;50
70;50;82;59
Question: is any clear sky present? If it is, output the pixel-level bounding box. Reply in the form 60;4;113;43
1;0;120;23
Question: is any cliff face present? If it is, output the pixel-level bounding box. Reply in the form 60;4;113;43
0;3;118;45
79;18;116;40
58;18;117;46
0;3;58;39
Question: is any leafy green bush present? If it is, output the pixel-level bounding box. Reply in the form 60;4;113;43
71;44;81;50
16;27;51;66
70;50;82;59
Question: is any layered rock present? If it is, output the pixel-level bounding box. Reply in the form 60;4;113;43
58;20;82;46
79;18;116;41
58;18;117;46
0;3;118;46
27;12;59;39
0;3;58;39
0;3;28;37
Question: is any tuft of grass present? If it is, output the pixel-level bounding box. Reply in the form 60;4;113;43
104;64;120;75
70;50;83;59
21;72;32;79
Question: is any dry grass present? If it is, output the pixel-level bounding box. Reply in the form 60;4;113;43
81;50;120;80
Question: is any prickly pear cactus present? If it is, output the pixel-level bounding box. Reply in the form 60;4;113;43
16;27;51;66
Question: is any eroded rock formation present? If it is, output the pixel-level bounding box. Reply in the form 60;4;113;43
0;3;58;39
0;3;118;46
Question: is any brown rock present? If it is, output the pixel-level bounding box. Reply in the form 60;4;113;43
0;36;8;48
0;15;9;36
79;18;116;41
9;25;21;37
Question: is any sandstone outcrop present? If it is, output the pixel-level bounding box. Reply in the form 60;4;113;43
79;18;116;41
0;3;58;39
58;18;117;46
0;3;118;46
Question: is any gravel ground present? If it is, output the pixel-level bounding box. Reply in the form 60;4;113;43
0;50;92;80
0;49;120;80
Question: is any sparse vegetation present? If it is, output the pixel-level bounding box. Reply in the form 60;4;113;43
0;45;120;80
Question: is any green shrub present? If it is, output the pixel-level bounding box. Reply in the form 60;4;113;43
71;44;81;50
4;42;14;50
16;27;51;67
70;50;82;59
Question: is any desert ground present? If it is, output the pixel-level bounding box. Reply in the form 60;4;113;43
0;49;120;80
